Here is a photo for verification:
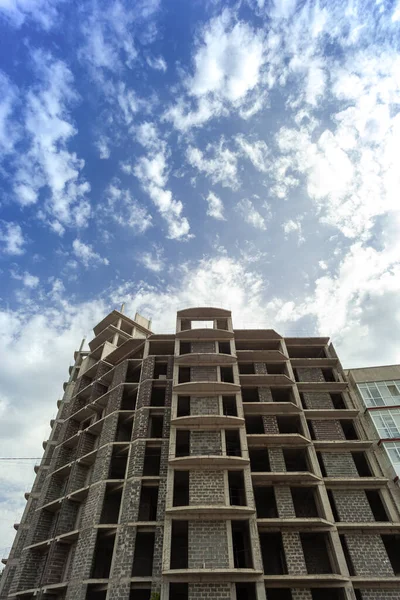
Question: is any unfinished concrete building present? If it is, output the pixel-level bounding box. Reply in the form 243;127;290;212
1;307;400;600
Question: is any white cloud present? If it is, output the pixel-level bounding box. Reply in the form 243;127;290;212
236;198;268;230
135;121;159;149
235;134;269;172
96;136;111;159
0;72;20;154
11;51;91;230
11;270;40;288
146;55;167;71
282;218;305;243
72;239;109;268
133;128;191;240
0;222;26;255
138;247;164;272
104;183;152;233
206;192;225;220
187;141;239;189
0;0;61;30
165;9;267;130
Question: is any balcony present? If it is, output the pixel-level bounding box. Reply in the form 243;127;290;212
173;381;240;394
246;433;310;448
176;328;234;340
240;374;293;386
171;415;244;429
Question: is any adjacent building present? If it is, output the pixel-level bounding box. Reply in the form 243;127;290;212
1;307;400;600
347;365;400;483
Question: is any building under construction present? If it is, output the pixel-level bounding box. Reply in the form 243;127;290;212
1;307;400;600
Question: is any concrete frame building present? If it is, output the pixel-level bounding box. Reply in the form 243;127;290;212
346;365;400;483
1;307;400;600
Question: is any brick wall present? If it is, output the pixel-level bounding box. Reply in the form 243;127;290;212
259;387;273;402
282;531;307;574
321;452;359;477
291;591;313;600
263;415;279;433
190;396;219;415
190;366;218;381
296;368;325;382
302;392;333;409
333;490;375;522
268;448;286;471
345;533;394;576
191;341;215;353
189;583;231;600
189;470;225;504
190;430;222;455
141;356;155;381
311;419;345;440
274;487;295;518
188;521;229;568
359;591;400;599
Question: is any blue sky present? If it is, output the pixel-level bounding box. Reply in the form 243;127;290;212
1;0;400;553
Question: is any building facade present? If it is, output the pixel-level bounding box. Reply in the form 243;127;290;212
347;365;400;482
1;307;400;600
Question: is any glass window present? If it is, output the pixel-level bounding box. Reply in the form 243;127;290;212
371;410;400;439
357;381;400;407
383;442;400;476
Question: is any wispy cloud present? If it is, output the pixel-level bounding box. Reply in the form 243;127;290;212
104;183;153;233
187;140;239;189
137;246;165;272
72;239;109;267
0;222;26;255
205;192;225;220
236;198;269;230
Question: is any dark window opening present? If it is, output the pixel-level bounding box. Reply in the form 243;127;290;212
341;421;358;440
366;490;389;522
216;319;228;330
100;487;122;524
352;452;372;477
154;362;168;379
116;415;133;442
148;415;163;438
238;363;255;374
327;490;339;521
120;320;133;335
169;583;188;600
265;590;292;600
266;363;286;375
245;415;264;434
331;393;346;409
254;486;277;517
228;471;246;506
287;346;326;358
299;392;307;409
235;583;257;600
148;341;175;355
242;388;259;402
235;340;281;351
178;367;190;383
293;369;300;382
143;445;161;476
382;535;400;575
283;449;309;472
177;396;190;417
91;531;115;578
132;531;155;576
339;534;355;576
277;417;302;434
354;592;363;600
232;520;253;568
150;386;166;407
175;431;190;457
317;453;327;477
223;396;237;416
179;342;191;355
292;487;318;518
218;341;231;354
170;521;188;569
180;319;191;331
128;590;151;600
311;591;346;600
322;368;336;382
121;387;137;410
86;587;107;600
173;471;189;507
271;388;293;403
225;430;241;456
138;485;159;521
109;450;128;479
259;532;287;574
301;533;333;574
308;420;316;440
126;363;141;383
249;448;270;472
220;366;234;383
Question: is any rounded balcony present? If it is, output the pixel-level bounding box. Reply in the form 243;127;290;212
176;328;234;340
173;381;240;395
175;352;236;366
171;414;244;429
